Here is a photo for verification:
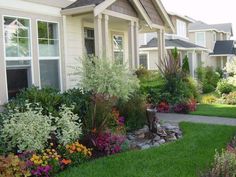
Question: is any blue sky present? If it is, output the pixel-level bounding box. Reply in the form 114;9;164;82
162;0;236;39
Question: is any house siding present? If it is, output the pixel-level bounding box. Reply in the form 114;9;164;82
139;0;164;26
108;0;138;17
0;4;65;105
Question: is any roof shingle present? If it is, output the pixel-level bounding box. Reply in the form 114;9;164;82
64;0;105;9
211;40;235;55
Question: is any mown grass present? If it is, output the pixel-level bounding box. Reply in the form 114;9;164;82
57;122;236;177
191;104;236;118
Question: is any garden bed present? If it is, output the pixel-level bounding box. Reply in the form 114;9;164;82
56;122;236;177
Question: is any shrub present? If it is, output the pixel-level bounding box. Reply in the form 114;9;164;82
196;66;220;94
95;132;125;155
5;86;63;116
201;95;217;104
55;105;82;145
202;150;236;177
117;92;146;132
182;55;190;75
74;57;140;134
1;104;83;151
202;83;215;94
220;91;236;105
173;99;197;114
216;79;234;95
157;101;170;113
1;105;55;151
0;154;30;177
135;66;150;78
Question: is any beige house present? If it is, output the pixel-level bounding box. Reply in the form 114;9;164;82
189;21;235;69
0;0;174;105
139;12;208;77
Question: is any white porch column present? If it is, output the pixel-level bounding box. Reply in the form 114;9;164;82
134;21;139;68
157;29;165;64
128;21;135;69
102;14;109;58
191;52;196;77
94;14;103;58
221;56;224;69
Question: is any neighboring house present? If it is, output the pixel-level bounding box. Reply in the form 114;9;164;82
0;0;175;105
139;12;208;77
189;21;235;69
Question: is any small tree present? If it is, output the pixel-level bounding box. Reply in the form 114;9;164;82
182;55;190;75
76;56;140;133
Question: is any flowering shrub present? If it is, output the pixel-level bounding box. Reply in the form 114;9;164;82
1;105;55;151
0;154;30;177
156;102;170;113
62;141;92;166
174;100;197;114
219;91;236;105
95;132;125;155
109;108;126;134
55;105;82;145
216;79;234;95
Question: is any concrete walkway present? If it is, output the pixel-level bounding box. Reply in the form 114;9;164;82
158;113;236;126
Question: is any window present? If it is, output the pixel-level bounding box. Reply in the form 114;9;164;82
113;34;124;64
37;21;60;89
195;32;206;47
139;54;148;69
176;20;187;38
3;16;32;98
84;28;95;55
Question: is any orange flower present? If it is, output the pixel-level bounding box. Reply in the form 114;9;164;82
91;128;97;133
61;159;72;165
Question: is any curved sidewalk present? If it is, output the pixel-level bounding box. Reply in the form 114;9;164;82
158;113;236;126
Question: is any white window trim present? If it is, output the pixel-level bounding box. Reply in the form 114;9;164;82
36;19;62;91
195;32;206;47
2;14;34;101
139;52;149;70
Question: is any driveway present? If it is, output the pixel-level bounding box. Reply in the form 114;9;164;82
158;113;236;126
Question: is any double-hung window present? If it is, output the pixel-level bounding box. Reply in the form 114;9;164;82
4;16;32;99
176;19;187;38
37;21;60;90
113;34;124;64
195;32;206;47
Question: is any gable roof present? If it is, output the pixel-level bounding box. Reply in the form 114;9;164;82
63;0;175;32
140;37;206;49
189;21;233;35
210;40;235;55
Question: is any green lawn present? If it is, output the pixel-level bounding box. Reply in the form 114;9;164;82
57;123;236;177
191;104;236;118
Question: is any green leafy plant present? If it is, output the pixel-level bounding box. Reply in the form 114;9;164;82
219;91;236;105
216;79;234;95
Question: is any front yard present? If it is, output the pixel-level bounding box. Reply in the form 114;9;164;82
191;104;236;118
57;122;236;177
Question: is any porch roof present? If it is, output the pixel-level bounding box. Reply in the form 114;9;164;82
210;40;236;56
62;0;175;32
140;38;206;50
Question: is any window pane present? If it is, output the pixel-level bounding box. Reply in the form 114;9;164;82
38;21;48;39
48;40;59;57
4;16;15;25
139;54;148;69
6;37;18;57
39;39;49;56
18;28;28;38
114;52;123;64
113;35;123;50
18;38;30;57
48;23;58;39
40;60;59;89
